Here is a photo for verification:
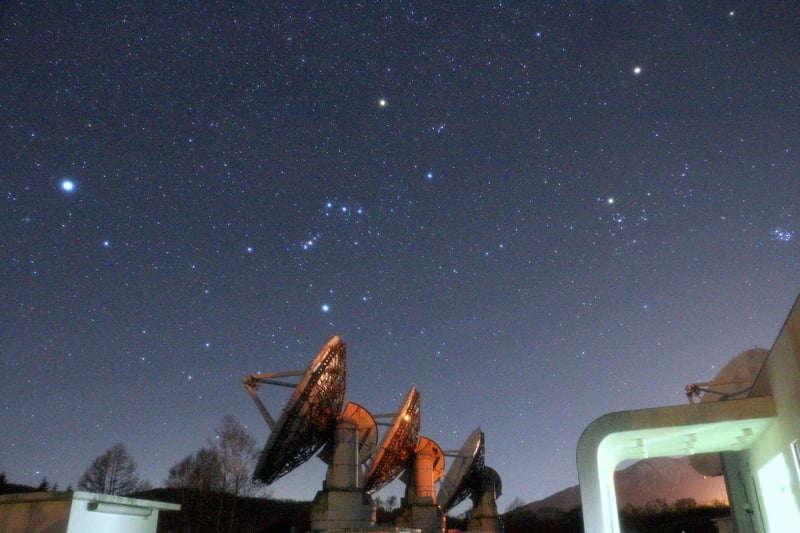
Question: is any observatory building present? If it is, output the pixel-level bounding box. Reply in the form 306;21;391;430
0;491;179;533
577;292;800;532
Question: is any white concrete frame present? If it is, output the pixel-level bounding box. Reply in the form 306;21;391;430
577;292;800;533
577;398;776;533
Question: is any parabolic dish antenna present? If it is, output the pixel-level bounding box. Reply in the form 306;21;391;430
363;386;421;494
318;401;379;465
437;427;485;512
415;436;446;484
686;347;769;476
246;336;347;484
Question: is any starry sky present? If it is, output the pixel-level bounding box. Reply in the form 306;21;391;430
2;1;800;508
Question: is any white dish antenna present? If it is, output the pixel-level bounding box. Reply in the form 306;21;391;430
437;427;485;511
685;348;769;476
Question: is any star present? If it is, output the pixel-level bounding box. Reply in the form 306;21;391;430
632;66;643;75
59;179;76;192
771;228;794;242
378;98;388;108
321;304;331;313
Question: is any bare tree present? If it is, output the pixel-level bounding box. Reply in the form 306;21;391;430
165;416;258;533
165;416;257;496
166;447;224;533
165;447;223;491
504;497;527;513
78;443;144;495
210;414;257;497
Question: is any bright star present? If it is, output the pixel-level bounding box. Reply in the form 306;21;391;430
60;179;75;192
321;304;330;313
378;98;388;107
632;66;643;75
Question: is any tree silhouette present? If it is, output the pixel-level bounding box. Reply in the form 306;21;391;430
211;414;257;497
78;443;144;495
166;416;257;496
165;415;259;533
166;447;224;491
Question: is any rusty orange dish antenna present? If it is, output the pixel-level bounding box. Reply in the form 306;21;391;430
242;335;347;484
363;386;421;493
317;401;378;466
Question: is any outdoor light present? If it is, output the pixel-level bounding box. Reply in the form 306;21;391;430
87;501;153;517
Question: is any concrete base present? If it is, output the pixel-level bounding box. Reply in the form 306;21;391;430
467;513;504;533
310;488;376;532
395;502;444;533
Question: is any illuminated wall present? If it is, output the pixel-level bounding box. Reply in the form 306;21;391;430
730;306;800;532
578;292;800;533
0;491;179;533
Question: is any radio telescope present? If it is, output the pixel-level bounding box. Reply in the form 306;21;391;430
243;335;347;485
317;401;378;468
244;337;421;531
363;386;421;494
438;427;485;512
685;348;769;476
393;435;447;533
438;428;504;533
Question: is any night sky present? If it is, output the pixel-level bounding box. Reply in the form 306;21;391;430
2;1;800;508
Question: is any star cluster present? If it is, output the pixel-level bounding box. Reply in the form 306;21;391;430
1;1;799;507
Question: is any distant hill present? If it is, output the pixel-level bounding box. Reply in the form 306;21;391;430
520;456;727;514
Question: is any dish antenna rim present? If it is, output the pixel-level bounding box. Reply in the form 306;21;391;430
363;386;421;494
437;427;485;511
245;335;347;485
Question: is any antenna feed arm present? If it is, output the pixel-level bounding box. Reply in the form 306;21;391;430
685;384;700;404
243;376;277;430
243;375;262;391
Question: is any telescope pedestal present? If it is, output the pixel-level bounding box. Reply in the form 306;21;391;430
310;488;376;531
467;489;504;533
395;499;444;533
467;514;504;533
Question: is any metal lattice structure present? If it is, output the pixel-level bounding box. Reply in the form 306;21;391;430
363;387;421;493
248;336;347;484
437;427;486;511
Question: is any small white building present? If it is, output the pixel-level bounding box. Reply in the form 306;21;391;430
0;491;179;533
577;292;800;532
